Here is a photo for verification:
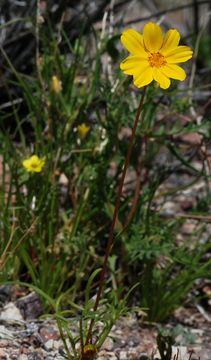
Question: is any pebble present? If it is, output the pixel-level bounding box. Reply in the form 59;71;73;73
44;339;54;351
19;355;28;360
119;350;128;359
39;326;60;342
10;355;19;360
0;286;12;305
0;325;14;339
181;222;197;235
16;293;43;320
160;201;178;216
0;302;23;322
0;348;7;358
128;340;134;346
98;350;117;360
103;337;114;351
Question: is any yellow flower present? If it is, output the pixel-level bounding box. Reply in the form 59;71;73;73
22;155;45;173
120;22;193;89
77;123;90;139
51;75;62;93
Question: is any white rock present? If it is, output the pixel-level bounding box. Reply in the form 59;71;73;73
103;337;114;351
119;351;128;359
0;325;14;339
0;302;23;321
45;339;54;350
19;355;28;360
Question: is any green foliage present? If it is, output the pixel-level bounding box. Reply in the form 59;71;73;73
126;214;211;322
198;34;211;67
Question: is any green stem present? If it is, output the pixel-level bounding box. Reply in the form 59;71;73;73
85;86;148;345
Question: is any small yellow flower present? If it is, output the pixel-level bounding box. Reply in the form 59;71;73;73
51;75;62;93
77;123;90;139
120;22;193;89
22;155;45;173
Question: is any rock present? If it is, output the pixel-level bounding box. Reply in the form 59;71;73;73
0;302;23;322
0;339;14;347
0;348;7;359
16;292;43;320
18;355;28;360
118;350;128;359
103;337;114;351
39;325;60;342
27;353;43;360
44;339;54;351
0;286;12;305
181;222;197;235
98;350;117;359
0;325;14;339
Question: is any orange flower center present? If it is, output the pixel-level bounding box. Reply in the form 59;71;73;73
31;161;38;168
148;52;166;68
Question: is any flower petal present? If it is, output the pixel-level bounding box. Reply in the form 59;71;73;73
161;29;180;52
121;29;145;55
143;22;163;53
120;56;148;76
161;64;186;81
153;68;170;89
164;45;193;63
133;67;153;88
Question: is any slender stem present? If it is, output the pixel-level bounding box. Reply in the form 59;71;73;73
85;86;147;345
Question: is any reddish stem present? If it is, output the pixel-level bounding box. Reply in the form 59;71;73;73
85;86;147;345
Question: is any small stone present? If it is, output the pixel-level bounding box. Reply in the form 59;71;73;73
19;355;28;360
128;340;134;346
16;292;43;320
115;329;123;335
59;173;68;185
128;350;138;358
21;347;29;354
44;339;54;350
0;325;14;339
103;337;114;351
0;348;7;359
0;302;23;321
39;326;60;342
10;355;18;360
119;351;127;360
27;353;43;360
0;285;12;305
181;222;196;235
160;201;178;216
0;339;12;348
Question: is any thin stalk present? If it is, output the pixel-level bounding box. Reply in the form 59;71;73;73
85;86;147;345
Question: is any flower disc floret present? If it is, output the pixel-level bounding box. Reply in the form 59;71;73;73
120;22;193;89
148;53;166;67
